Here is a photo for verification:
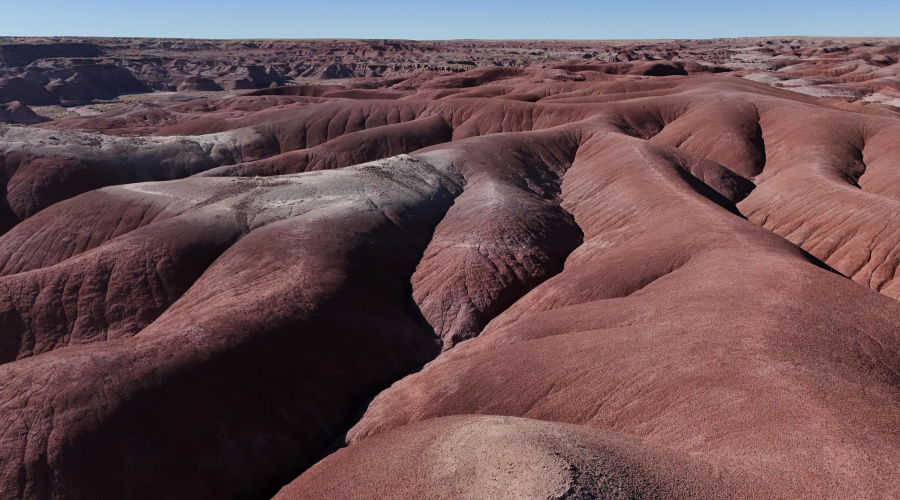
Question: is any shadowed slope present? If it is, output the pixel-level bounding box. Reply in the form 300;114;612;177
0;156;462;499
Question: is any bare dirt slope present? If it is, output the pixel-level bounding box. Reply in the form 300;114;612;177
0;38;899;500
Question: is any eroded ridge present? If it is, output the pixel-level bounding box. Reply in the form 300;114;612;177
1;50;900;500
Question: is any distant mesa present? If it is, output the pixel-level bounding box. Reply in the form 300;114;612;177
0;42;104;66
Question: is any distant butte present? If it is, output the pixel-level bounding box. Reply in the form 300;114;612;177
0;37;899;500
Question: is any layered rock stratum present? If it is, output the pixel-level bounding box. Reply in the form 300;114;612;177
0;37;899;500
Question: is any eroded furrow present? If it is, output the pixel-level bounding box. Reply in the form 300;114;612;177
409;129;584;348
339;125;900;500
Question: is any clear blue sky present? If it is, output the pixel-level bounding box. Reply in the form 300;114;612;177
2;0;898;40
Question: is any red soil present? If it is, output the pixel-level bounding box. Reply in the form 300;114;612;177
0;37;899;500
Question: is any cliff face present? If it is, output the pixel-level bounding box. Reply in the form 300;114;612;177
0;42;104;66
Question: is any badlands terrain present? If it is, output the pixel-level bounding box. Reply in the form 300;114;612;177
0;37;900;499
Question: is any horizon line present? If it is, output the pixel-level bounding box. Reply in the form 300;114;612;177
2;35;899;43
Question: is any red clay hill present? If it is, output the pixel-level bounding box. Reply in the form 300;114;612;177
0;37;899;500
